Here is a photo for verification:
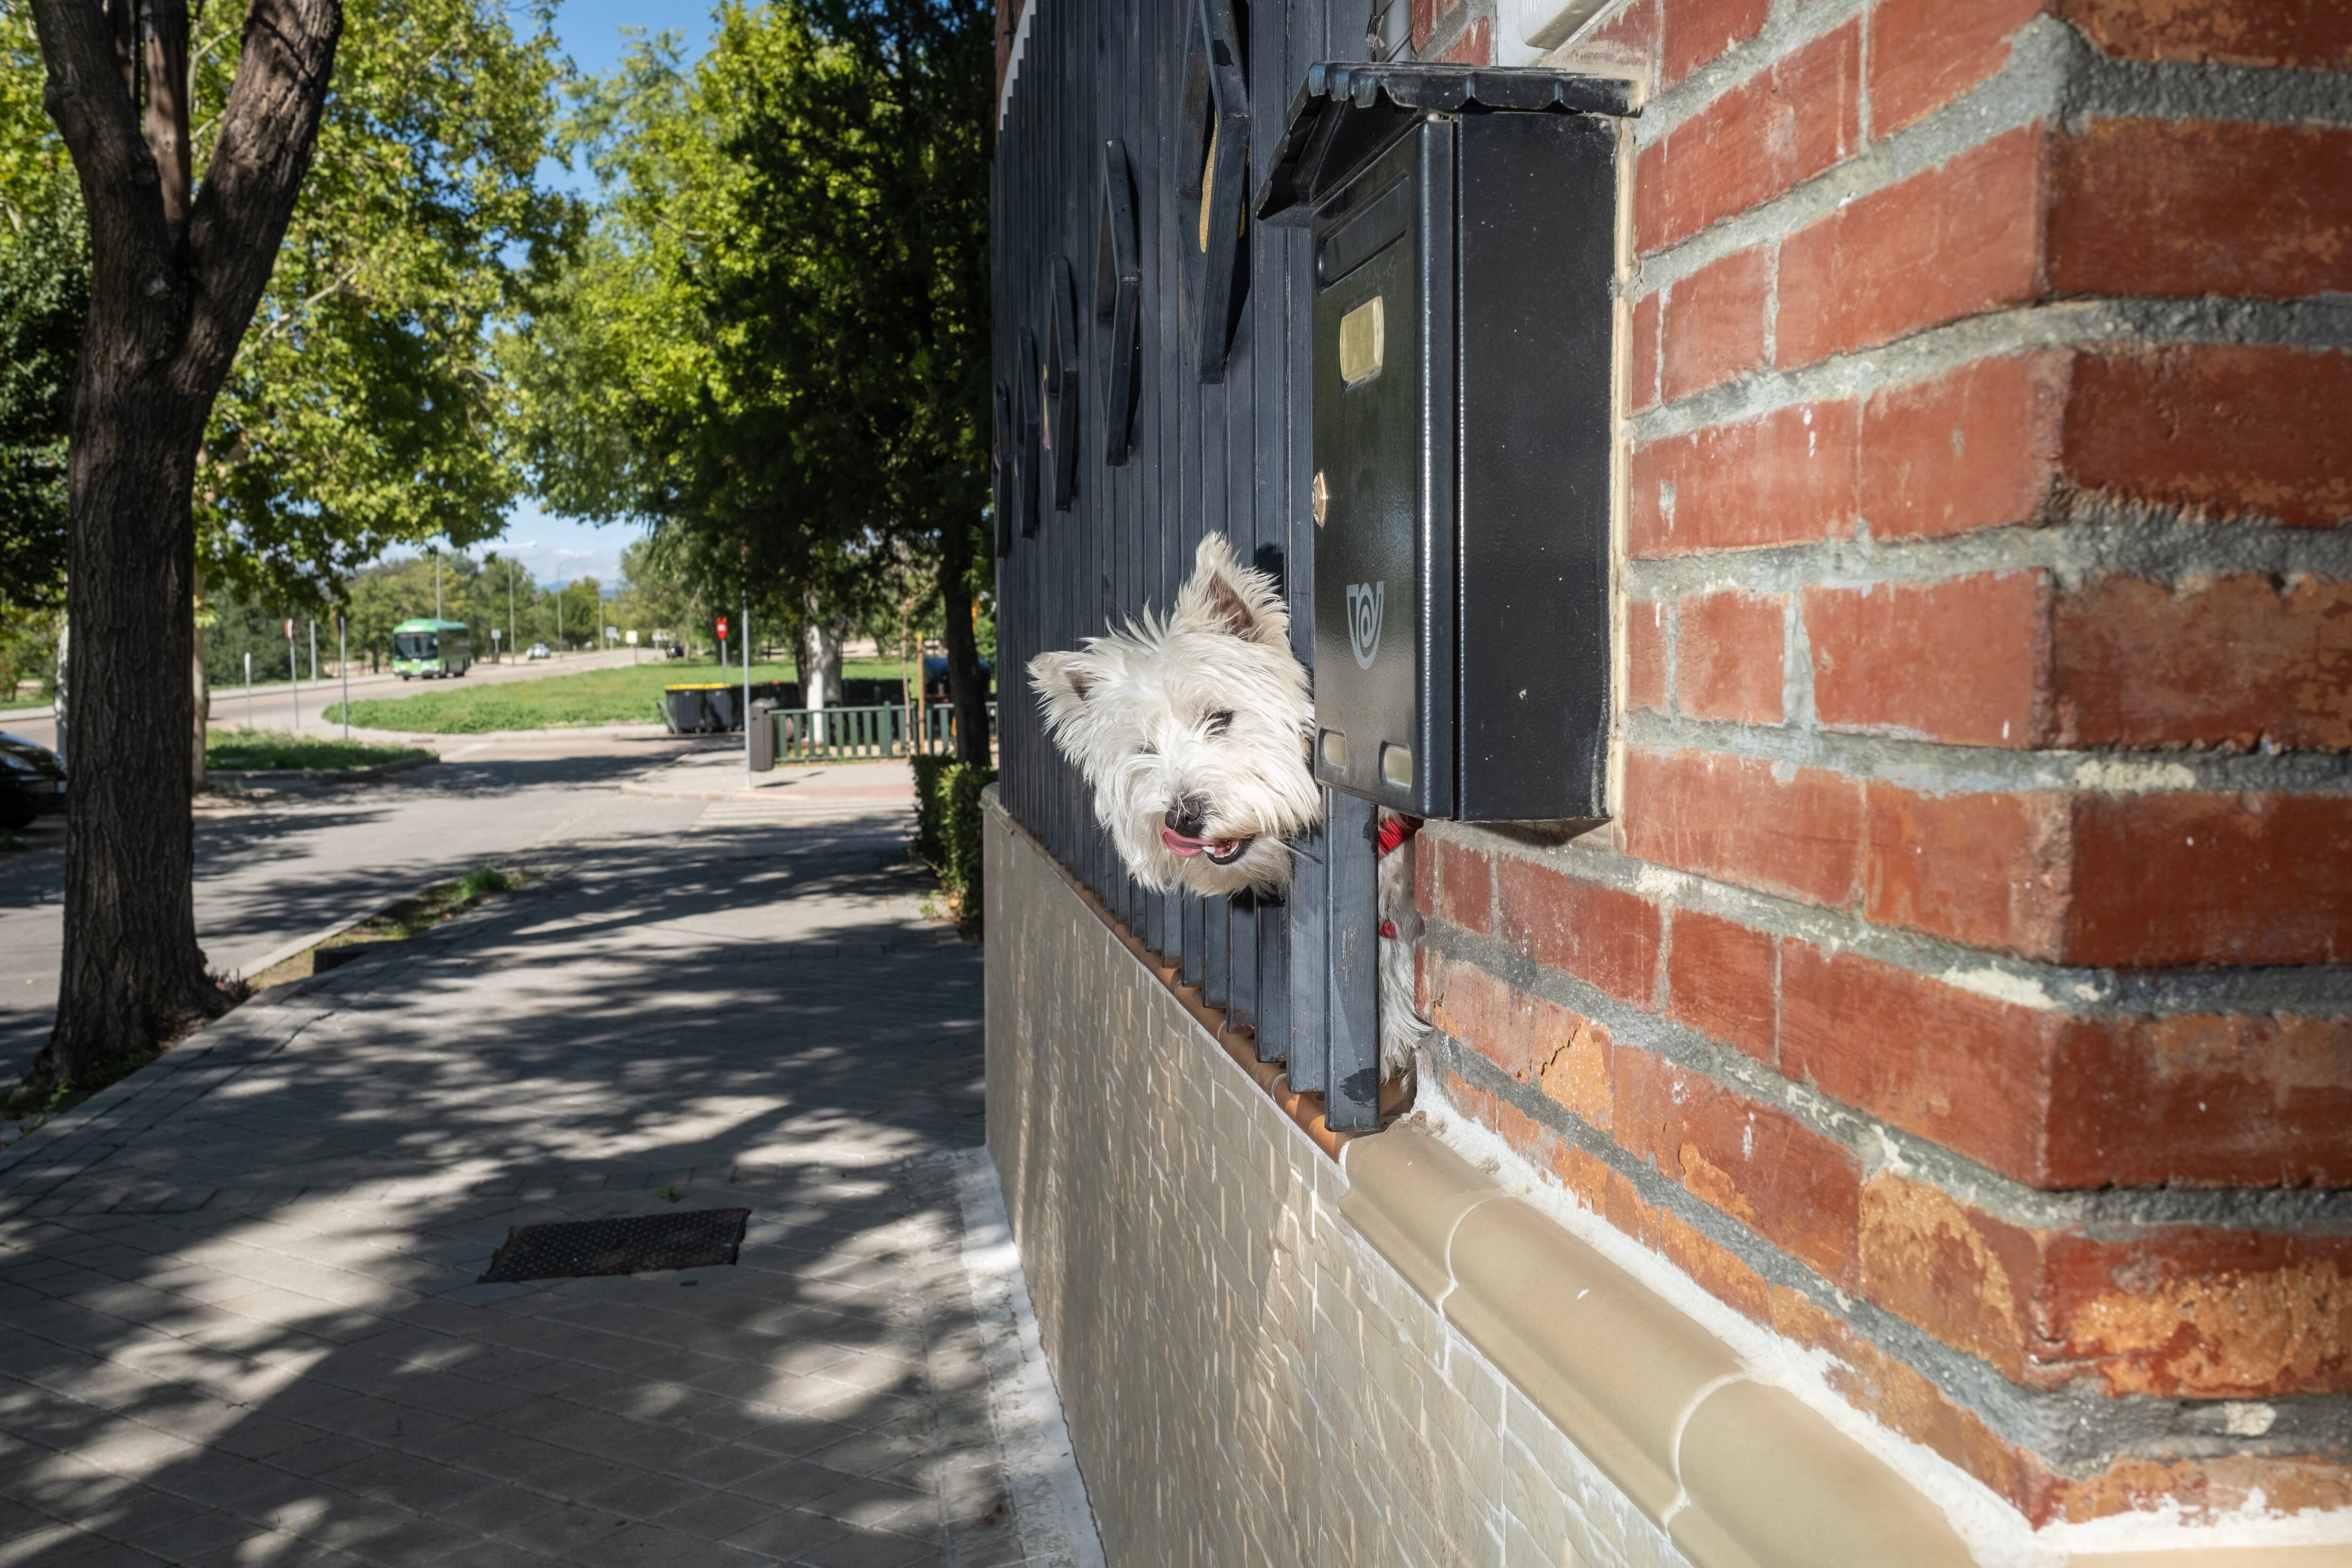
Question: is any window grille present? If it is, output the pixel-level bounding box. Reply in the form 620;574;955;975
992;0;1389;1130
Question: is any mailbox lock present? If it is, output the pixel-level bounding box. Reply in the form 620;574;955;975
1310;470;1329;526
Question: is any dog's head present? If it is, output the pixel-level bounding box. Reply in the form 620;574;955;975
1028;533;1321;896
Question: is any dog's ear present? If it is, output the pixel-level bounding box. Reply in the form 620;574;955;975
1174;533;1289;648
1028;651;1100;735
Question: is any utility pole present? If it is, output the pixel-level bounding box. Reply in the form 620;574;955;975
508;560;517;657
433;550;443;620
556;588;564;651
286;619;300;730
308;619;318;684
244;652;253;729
338;615;350;740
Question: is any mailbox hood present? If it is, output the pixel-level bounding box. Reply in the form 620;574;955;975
1255;64;1637;225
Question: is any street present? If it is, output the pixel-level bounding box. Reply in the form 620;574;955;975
0;646;654;755
0;732;917;1082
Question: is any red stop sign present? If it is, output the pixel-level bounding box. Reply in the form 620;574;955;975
716;616;729;639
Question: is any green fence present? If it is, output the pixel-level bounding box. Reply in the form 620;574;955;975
771;702;996;762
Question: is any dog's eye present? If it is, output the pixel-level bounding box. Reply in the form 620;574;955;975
1204;709;1234;738
1138;742;1157;756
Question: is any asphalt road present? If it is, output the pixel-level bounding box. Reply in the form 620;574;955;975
0;645;665;753
0;729;718;1080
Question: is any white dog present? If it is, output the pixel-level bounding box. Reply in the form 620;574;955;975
1028;533;1427;1078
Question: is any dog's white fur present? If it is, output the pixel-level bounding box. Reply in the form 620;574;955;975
1029;533;1428;1077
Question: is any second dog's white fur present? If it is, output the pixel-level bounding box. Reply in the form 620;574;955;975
1029;533;1428;1077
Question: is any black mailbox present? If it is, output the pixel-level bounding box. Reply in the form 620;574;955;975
1258;65;1634;823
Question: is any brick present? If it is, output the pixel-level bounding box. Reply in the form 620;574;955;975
1777;127;2045;369
1426;958;1614;1131
2068;791;2352;967
1432;14;1491;64
1660;0;1767;86
1636;24;1860;253
1661;247;1770;402
2065;344;2352;529
1675;590;1785;725
1629;288;1661;413
1859;352;2069;540
1614;1045;1862;1286
1622;748;1866;910
2057;0;2352;68
1493;856;1661;1007
1628;399;1859;557
1768;1282;2045;1524
2050;1012;2352;1187
1430;836;1494;936
1409;0;1461;50
1864;784;2070;958
1867;0;2047;135
1658;1208;1772;1323
1805;572;2051;747
1780;942;2058;1182
2042;1229;2352;1397
2053;573;2352;752
1627;600;1668;713
2052;119;2352;299
1858;1175;2042;1379
1665;908;1776;1061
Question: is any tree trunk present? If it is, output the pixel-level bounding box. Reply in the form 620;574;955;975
801;584;842;710
938;520;990;768
29;0;343;1092
190;573;207;790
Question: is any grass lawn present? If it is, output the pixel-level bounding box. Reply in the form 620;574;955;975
206;730;436;771
324;657;933;734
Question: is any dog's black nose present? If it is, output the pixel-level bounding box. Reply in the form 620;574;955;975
1165;795;1210;839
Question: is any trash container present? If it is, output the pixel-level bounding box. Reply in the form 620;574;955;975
662;684;726;733
705;687;740;732
748;700;777;772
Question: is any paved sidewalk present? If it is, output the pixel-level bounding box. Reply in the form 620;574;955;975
0;799;1100;1567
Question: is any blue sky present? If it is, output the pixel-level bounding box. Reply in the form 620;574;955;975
426;2;716;592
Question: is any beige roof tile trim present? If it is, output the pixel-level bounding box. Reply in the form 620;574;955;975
1338;1125;2336;1568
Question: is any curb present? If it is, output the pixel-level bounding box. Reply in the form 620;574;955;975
208;755;437;785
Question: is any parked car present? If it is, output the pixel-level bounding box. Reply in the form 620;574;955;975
527;643;551;660
0;731;66;830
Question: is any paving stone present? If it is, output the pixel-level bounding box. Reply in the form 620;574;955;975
0;802;1066;1567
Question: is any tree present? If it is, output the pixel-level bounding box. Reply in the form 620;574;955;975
26;0;342;1090
514;1;994;759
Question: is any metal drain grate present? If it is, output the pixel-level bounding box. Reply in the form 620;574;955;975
478;1208;751;1284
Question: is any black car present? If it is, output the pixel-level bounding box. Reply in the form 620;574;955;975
0;731;66;830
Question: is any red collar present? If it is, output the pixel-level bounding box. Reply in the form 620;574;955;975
1375;813;1422;859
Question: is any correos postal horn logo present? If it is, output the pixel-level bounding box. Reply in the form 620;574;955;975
1345;581;1384;669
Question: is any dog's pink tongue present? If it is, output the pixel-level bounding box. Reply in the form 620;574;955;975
1161;826;1206;858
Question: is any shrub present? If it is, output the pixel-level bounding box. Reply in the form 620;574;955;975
912;756;997;935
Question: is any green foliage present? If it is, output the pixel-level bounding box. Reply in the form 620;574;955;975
204;731;433;772
912;755;995;935
0;4;78;616
5;0;572;619
513;1;993;672
456;864;516;900
193;0;575;611
327;658;799;733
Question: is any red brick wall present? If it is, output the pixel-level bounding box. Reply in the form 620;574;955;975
1417;0;2352;1530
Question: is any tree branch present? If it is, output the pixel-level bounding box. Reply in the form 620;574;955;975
179;0;342;392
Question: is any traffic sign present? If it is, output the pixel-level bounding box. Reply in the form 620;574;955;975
716;616;730;639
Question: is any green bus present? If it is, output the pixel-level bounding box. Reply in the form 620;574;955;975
390;618;473;679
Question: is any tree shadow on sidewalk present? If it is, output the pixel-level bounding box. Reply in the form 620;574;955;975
0;812;1030;1567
